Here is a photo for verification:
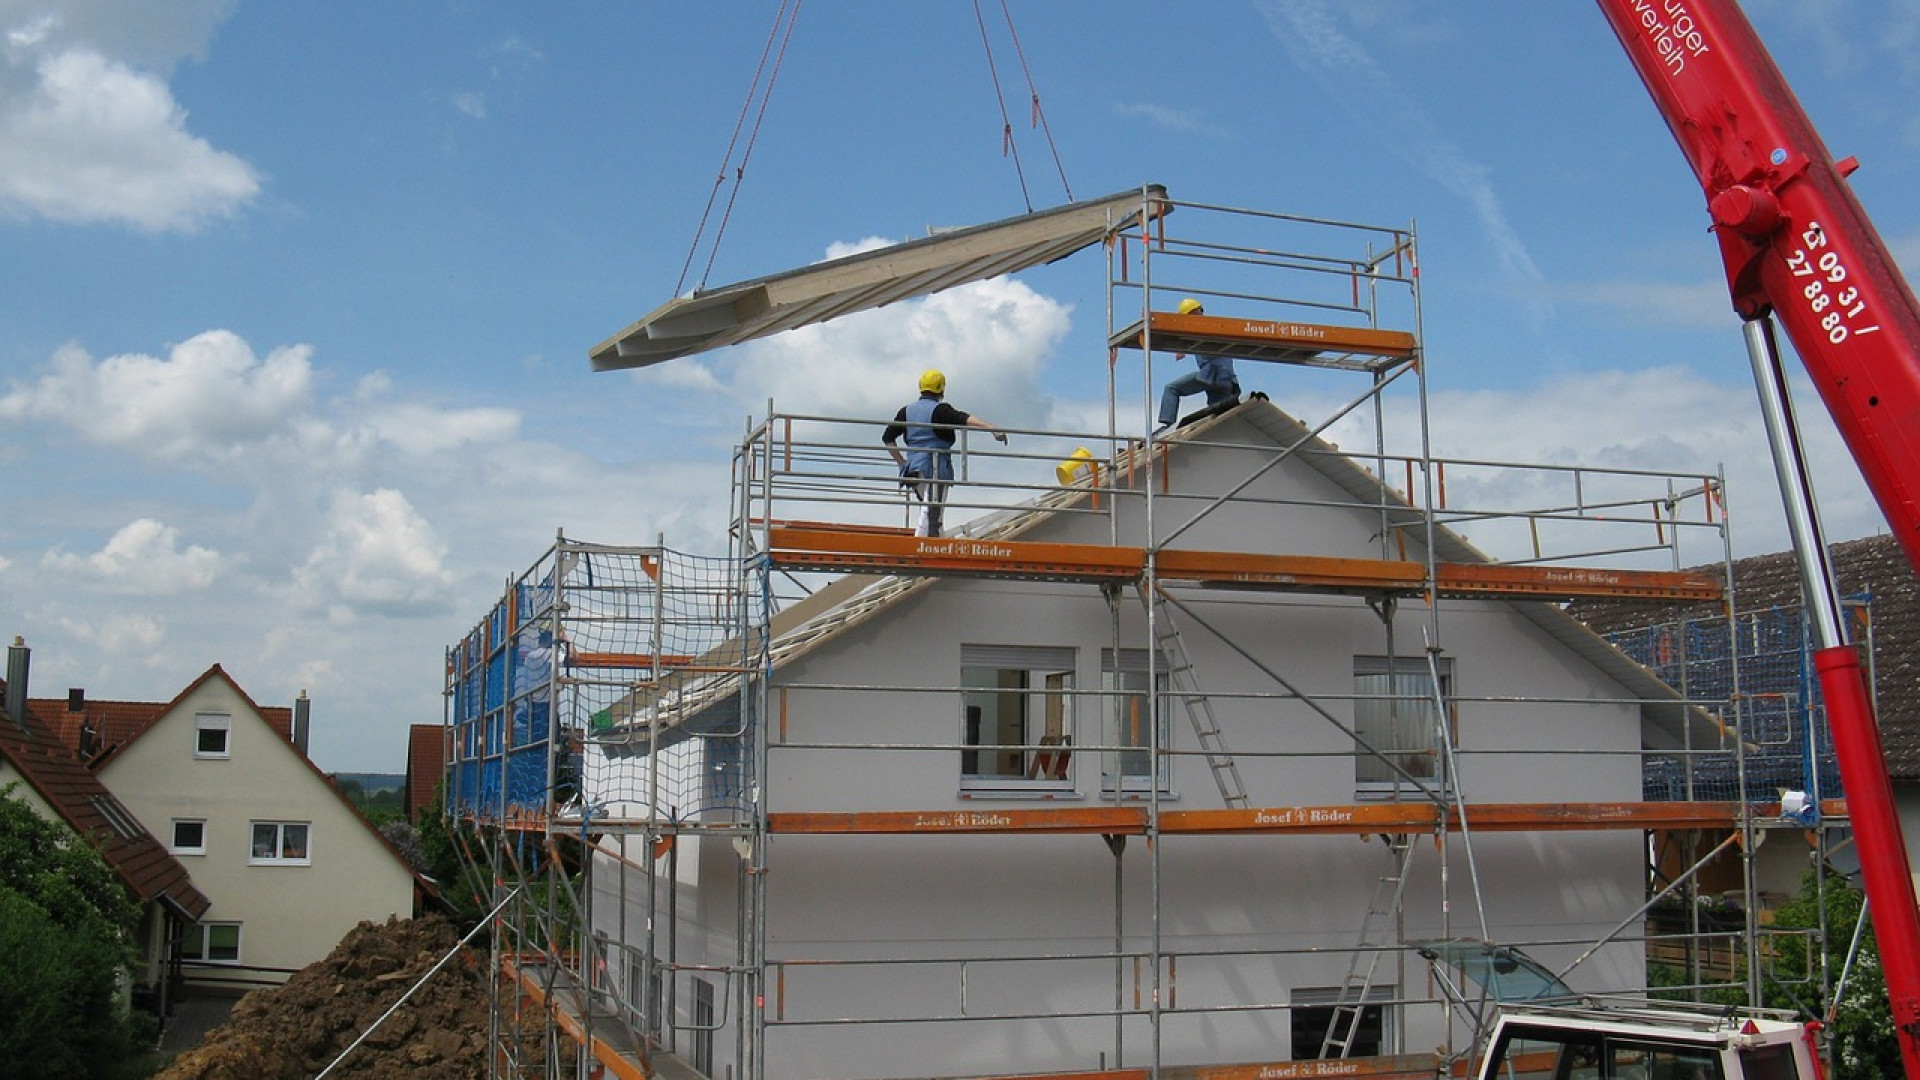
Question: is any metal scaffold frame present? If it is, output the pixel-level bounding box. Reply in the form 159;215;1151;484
450;190;1848;1080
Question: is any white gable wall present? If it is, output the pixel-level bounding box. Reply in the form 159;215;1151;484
593;413;1658;1078
99;677;415;985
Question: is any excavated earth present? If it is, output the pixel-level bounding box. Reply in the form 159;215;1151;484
153;915;508;1080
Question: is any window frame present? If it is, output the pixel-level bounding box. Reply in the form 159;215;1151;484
959;645;1078;796
170;818;208;855
194;713;232;759
181;921;243;965
248;820;312;865
1352;655;1455;798
1289;984;1396;1061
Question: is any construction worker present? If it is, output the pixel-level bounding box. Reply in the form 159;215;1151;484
883;368;1007;538
1156;296;1241;433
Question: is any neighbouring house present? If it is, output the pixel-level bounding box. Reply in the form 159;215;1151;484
2;640;211;1017
405;722;448;824
21;657;423;991
1572;532;1920;902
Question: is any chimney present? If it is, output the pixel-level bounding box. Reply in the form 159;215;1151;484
5;637;27;730
292;690;311;757
67;687;85;712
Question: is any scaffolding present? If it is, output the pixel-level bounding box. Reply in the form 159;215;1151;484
447;191;1847;1080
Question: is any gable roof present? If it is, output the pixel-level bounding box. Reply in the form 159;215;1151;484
621;399;1712;750
0;702;211;921
28;663;293;766
1571;532;1920;779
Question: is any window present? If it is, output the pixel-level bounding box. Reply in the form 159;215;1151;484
1353;656;1453;794
1290;985;1394;1060
181;921;242;964
961;645;1075;790
1103;648;1171;793
692;978;715;1076
195;714;231;758
250;820;311;864
89;794;146;840
171;819;207;855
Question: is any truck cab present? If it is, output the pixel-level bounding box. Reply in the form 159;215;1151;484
1475;1003;1821;1080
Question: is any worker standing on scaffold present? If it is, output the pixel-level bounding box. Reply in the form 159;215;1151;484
883;368;1007;538
1156;297;1241;434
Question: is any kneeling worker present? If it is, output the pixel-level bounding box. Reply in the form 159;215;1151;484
883;368;1007;538
1156;296;1241;433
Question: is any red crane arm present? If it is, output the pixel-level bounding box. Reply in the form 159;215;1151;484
1594;1;1920;568
1594;4;1920;1074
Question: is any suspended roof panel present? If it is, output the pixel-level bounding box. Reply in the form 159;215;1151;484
590;184;1168;371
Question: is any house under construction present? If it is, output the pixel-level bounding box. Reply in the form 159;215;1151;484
444;188;1850;1080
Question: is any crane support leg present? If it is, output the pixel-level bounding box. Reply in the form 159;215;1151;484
1745;315;1920;1074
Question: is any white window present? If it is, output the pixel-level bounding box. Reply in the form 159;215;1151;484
171;819;207;855
960;645;1076;792
195;714;231;758
1102;648;1171;794
249;820;311;864
1353;656;1453;795
181;921;242;964
1290;985;1395;1060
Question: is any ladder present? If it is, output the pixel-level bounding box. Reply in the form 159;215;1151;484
1138;582;1248;808
1319;834;1418;1059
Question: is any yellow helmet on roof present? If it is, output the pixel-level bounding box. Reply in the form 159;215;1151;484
919;369;947;395
1177;297;1205;315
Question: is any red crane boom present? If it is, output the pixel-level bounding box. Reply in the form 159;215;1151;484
1594;2;1920;1075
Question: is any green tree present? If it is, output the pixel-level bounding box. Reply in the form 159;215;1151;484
1763;869;1897;1080
0;786;145;1080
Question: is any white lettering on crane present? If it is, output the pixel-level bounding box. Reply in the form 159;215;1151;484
1631;0;1711;77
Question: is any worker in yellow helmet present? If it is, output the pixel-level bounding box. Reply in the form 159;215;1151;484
883;368;1007;537
1157;297;1241;434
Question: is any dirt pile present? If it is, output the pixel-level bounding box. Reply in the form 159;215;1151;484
154;915;492;1080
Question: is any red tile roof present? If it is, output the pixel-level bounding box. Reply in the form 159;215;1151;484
25;663;295;766
0;705;211;921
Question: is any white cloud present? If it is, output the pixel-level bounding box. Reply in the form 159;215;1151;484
54;610;165;654
292;488;455;617
1113;102;1227;138
704;275;1071;430
450;90;485;120
42;517;221;593
0;38;258;230
0;330;313;461
366;403;520;454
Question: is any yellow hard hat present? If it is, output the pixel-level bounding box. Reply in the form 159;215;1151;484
919;369;947;395
1177;297;1205;316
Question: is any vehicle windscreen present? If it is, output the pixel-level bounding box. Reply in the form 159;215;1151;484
1484;1024;1724;1080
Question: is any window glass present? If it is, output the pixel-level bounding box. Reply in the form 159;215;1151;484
1353;657;1452;790
171;819;207;854
183;921;242;964
960;646;1074;786
195;714;231;758
1102;648;1169;792
1289;985;1392;1060
250;820;312;863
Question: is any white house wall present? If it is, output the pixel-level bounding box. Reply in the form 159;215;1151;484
590;414;1660;1079
98;677;415;985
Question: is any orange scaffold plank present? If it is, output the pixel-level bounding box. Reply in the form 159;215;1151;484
768;527;1145;582
767;801;1821;837
769;527;1723;603
502;956;649;1080
1109;312;1418;371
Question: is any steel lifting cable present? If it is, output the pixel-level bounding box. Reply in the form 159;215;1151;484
676;0;805;297
995;0;1073;203
970;0;1032;212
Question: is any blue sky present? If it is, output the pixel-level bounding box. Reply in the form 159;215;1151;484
2;1;1917;771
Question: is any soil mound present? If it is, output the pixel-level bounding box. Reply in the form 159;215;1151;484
154;915;490;1080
